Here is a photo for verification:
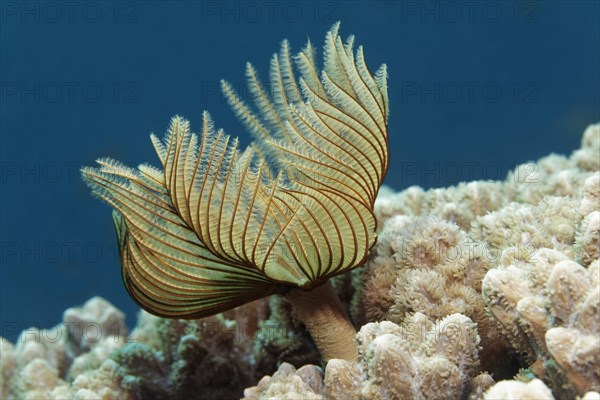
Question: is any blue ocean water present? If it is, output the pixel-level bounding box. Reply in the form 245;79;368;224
1;1;598;342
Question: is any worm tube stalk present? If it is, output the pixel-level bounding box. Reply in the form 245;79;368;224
286;281;358;363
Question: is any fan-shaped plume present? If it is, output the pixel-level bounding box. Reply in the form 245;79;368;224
82;22;389;319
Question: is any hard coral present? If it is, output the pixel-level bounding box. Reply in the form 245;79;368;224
336;314;486;400
572;124;600;172
2;297;271;400
482;252;600;397
63;296;128;357
483;378;555;400
243;363;325;400
246;314;487;400
111;308;258;399
357;124;600;386
1;297;129;400
360;216;504;371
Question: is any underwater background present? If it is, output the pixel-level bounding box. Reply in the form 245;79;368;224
1;0;599;342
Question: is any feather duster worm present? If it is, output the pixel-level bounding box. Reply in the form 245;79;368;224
82;22;389;362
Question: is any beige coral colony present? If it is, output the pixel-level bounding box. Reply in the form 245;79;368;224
2;22;598;400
